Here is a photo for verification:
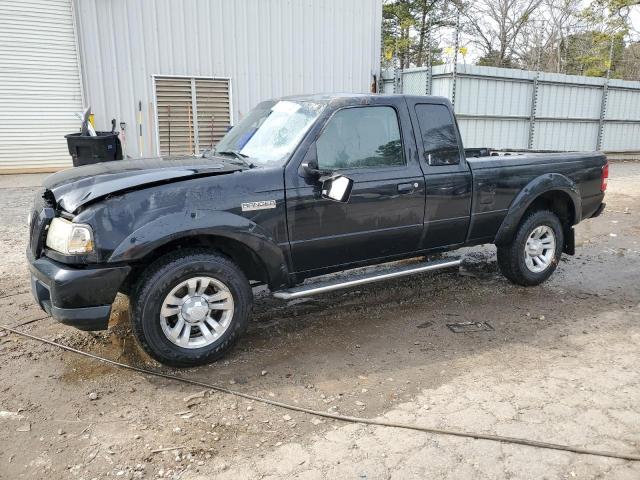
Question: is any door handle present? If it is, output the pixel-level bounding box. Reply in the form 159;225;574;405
397;182;420;194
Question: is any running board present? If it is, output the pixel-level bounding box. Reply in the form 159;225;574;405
273;257;462;300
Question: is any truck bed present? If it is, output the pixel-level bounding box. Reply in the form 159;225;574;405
463;151;607;244
466;151;606;170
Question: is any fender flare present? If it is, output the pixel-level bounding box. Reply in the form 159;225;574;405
108;210;290;289
494;173;581;246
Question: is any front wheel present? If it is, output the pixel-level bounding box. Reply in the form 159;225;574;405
129;249;252;367
497;210;564;286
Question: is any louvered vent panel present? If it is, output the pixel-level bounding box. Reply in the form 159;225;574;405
155;77;195;156
155;77;231;156
195;78;232;152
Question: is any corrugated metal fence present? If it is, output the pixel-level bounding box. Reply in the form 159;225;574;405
383;64;640;153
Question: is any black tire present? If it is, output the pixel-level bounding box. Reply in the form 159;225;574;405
129;249;252;367
497;210;564;287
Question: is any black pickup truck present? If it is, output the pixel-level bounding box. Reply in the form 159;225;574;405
28;94;607;366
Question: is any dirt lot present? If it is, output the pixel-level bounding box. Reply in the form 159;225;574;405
1;163;639;479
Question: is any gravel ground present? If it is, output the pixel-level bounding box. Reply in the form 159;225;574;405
0;163;639;479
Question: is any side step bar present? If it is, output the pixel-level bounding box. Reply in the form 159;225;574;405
273;257;461;300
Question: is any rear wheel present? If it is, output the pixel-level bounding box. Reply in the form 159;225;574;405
497;210;564;286
130;249;252;367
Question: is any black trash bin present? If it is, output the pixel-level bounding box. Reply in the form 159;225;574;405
65;131;123;167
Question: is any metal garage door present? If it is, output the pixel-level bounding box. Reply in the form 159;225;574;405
0;0;83;172
154;76;232;156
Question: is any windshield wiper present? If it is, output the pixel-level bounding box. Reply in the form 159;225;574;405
216;150;255;168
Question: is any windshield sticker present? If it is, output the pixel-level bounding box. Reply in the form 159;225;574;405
241;200;277;212
271;101;301;114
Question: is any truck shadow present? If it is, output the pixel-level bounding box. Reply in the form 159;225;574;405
182;242;637;397
47;240;639;416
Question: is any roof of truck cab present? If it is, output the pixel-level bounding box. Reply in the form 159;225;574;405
277;93;452;106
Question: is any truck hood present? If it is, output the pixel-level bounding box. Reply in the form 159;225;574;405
43;156;243;213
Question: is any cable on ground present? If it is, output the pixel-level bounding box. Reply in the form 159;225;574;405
1;324;638;463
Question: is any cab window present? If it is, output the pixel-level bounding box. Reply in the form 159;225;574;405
317;106;404;170
414;104;461;166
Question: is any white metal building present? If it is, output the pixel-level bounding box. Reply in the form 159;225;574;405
0;0;84;172
0;0;383;172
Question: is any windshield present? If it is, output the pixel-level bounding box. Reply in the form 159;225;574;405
214;100;325;167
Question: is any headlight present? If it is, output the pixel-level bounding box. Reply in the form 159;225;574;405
46;218;94;255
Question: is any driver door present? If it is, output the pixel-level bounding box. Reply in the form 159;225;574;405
285;102;425;274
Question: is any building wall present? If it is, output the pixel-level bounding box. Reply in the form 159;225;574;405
398;64;640;153
74;0;383;158
0;0;83;172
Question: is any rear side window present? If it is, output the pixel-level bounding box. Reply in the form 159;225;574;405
316;106;404;170
414;104;460;166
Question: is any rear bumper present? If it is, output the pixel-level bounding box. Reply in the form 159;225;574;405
28;252;130;331
590;202;606;219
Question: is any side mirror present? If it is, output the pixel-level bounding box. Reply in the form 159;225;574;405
321;175;353;203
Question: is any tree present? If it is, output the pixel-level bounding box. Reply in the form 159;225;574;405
617;41;640;79
562;30;625;76
506;0;638;77
462;0;543;67
589;0;640;15
382;0;414;69
577;0;636;77
381;0;452;68
380;0;640;79
516;0;585;72
411;0;457;66
545;0;584;72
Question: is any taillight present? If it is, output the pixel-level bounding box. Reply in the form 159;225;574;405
601;162;609;192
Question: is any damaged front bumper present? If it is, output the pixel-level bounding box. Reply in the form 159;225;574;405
28;251;130;331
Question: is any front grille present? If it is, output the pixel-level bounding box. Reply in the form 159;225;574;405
29;190;55;258
28;208;39;241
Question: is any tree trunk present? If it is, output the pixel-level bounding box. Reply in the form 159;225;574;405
415;2;428;67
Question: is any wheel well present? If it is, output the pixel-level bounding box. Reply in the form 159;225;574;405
525;190;575;228
120;235;269;295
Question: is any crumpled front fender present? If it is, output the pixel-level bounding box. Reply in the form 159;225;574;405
109;209;289;288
